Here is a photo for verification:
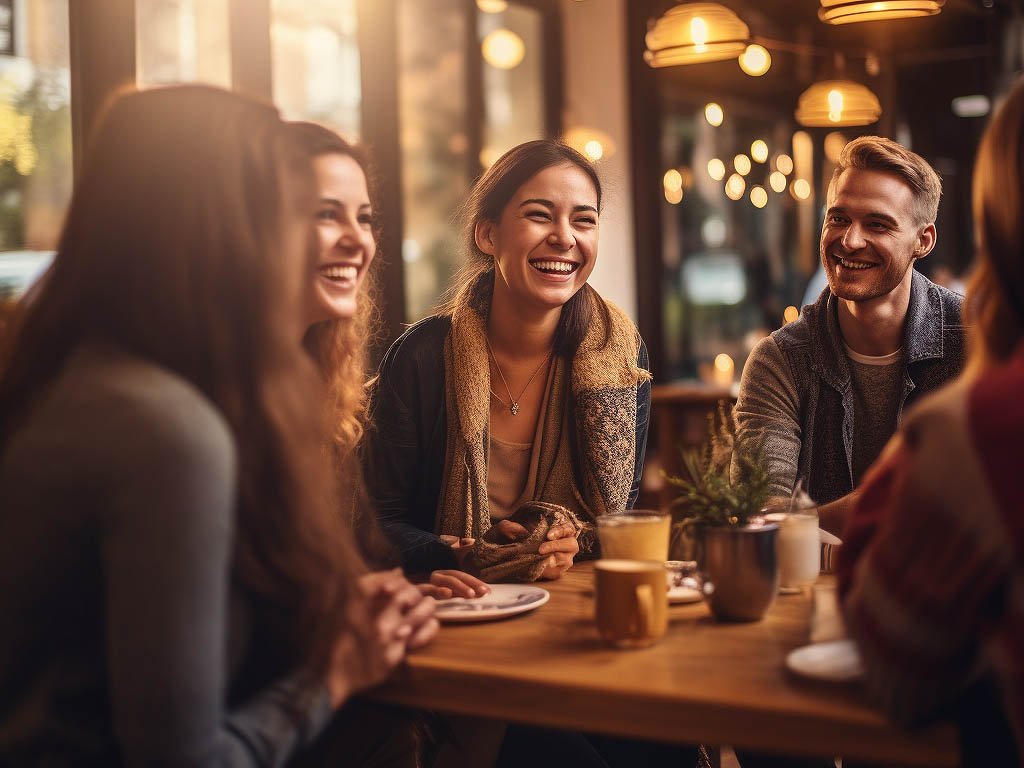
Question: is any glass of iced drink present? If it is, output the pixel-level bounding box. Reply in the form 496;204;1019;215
597;510;671;562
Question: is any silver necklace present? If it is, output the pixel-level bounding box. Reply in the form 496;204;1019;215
485;337;551;416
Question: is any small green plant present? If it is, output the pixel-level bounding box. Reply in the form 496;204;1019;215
663;401;771;529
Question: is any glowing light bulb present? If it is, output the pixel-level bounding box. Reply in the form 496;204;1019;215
691;17;708;52
704;102;724;127
663;169;683;192
792;178;811;200
583;140;604;161
827;89;844;122
783;305;799;324
751;140;768;163
725;173;746;200
738;44;771;77
734;154;751;176
482;29;525;70
750;186;768;208
776;153;794;175
769;171;787;193
665;186;684;205
707;158;726;181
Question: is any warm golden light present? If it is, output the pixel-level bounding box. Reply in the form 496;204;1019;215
691;16;709;49
664;169;684;192
818;0;944;25
482;29;525;70
704;102;724;126
776;153;794;175
769;171;787;193
792;178;812;200
827;89;844;122
644;3;750;67
783;305;800;324
824;131;848;163
733;153;751;176
796;79;881;127
563;126;616;162
707;158;726;181
712;353;735;387
738;44;771;76
750;140;768;163
750;186;768;208
476;0;508;12
665;186;684;205
725;173;746;200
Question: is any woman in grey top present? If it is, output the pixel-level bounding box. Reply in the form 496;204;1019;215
0;85;436;766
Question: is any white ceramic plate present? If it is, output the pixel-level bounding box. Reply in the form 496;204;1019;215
434;584;550;623
668;585;703;604
785;639;864;683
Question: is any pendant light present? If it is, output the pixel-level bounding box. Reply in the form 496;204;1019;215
795;79;881;127
644;2;749;67
818;0;944;25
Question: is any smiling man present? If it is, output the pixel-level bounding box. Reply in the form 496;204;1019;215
734;136;966;535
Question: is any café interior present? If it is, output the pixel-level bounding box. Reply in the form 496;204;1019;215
2;0;1023;766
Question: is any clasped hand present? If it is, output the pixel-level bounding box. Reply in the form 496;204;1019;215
327;568;439;706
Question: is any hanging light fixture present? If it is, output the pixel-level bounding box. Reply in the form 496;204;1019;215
795;79;881;127
818;0;944;25
644;3;749;67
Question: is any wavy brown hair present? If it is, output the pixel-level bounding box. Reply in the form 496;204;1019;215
440;139;611;357
291;122;382;462
0;85;363;677
966;80;1024;371
288;122;395;565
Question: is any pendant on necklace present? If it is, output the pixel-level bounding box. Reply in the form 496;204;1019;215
510;402;519;416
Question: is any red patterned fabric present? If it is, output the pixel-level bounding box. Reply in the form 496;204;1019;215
838;349;1024;759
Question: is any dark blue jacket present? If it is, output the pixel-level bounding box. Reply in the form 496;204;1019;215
773;270;966;505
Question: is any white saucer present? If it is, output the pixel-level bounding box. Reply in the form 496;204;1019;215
434;583;550;623
668;585;703;604
785;639;864;682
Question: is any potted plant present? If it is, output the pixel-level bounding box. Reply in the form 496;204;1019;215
663;403;779;621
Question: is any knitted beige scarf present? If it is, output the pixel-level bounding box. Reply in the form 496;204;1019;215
436;277;651;554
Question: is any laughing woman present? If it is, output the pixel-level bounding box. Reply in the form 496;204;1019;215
363;139;651;581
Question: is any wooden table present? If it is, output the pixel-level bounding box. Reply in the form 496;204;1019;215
369;563;959;766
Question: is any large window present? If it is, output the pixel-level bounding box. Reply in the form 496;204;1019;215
271;0;361;139
135;0;230;88
0;0;70;297
399;0;555;322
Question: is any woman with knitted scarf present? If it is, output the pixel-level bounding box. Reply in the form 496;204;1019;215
363;139;651;588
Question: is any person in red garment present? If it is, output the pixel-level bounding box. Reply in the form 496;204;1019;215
838;78;1024;766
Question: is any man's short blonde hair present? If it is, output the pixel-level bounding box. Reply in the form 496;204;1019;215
829;136;942;226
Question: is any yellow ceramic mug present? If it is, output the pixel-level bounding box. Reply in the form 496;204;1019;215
594;559;668;648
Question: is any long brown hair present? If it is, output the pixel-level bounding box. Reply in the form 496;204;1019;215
0;85;362;676
441;139;611;357
291;121;382;460
288;121;395;565
966;80;1024;370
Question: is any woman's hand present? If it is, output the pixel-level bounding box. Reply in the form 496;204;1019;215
326;569;439;707
537;522;579;580
417;569;490;599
